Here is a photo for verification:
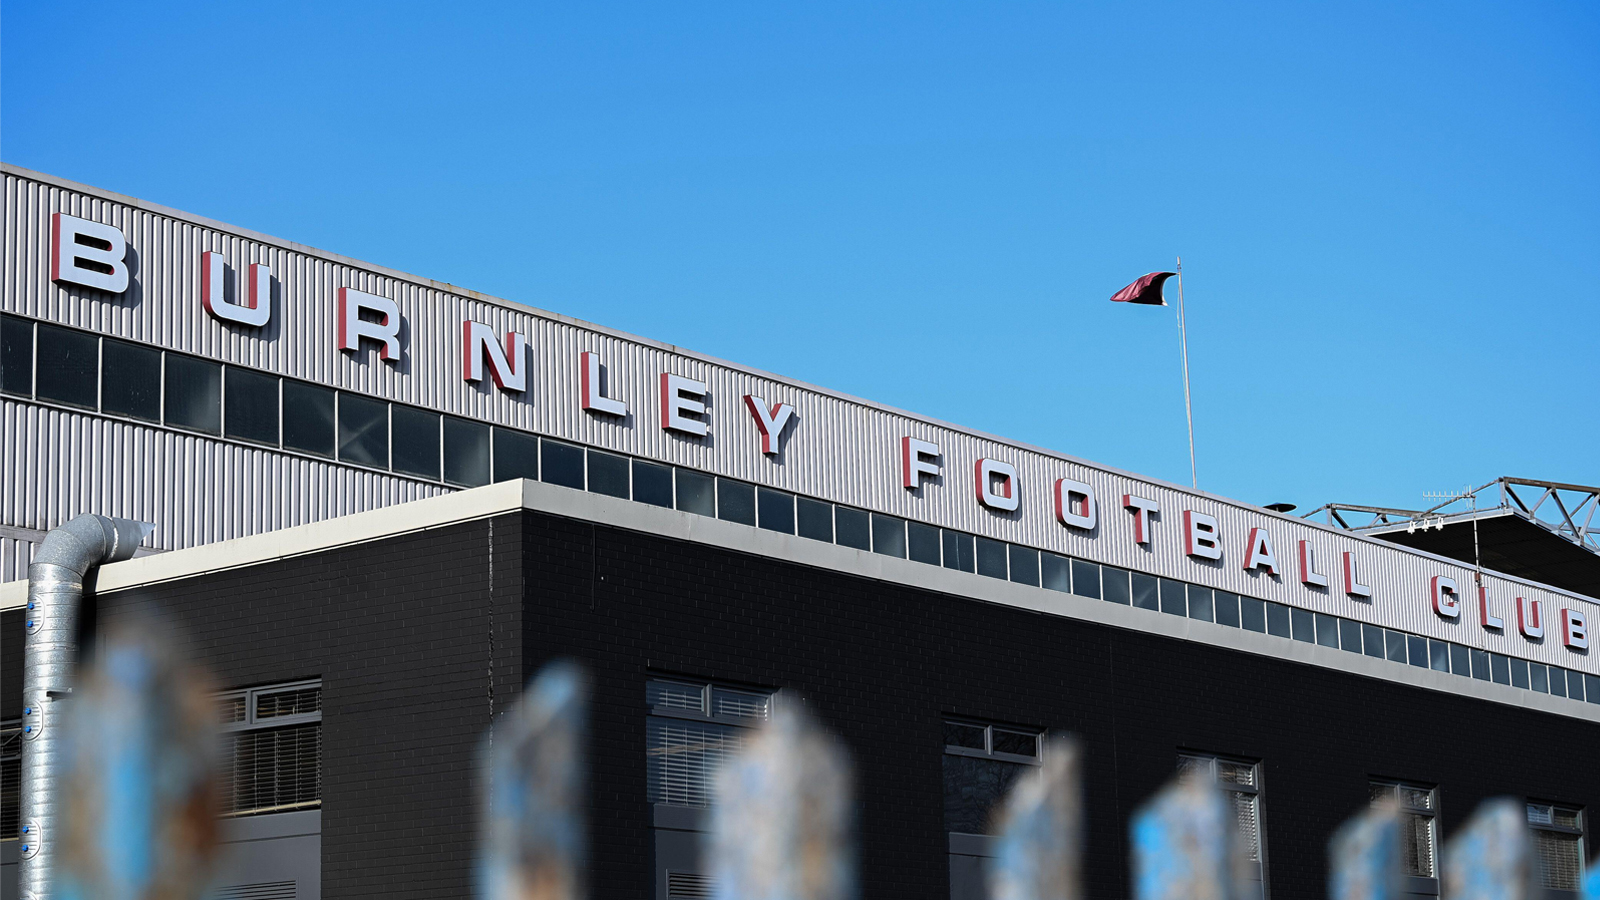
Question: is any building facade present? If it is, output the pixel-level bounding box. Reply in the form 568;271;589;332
1;165;1597;899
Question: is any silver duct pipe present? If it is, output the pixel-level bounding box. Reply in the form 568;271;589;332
20;514;154;900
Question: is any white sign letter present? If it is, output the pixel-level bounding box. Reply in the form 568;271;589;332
901;438;942;489
581;351;626;416
1054;478;1097;530
1431;575;1460;619
460;321;526;391
51;213;129;293
1478;586;1504;630
338;288;401;362
1244;528;1279;575
660;373;709;436
744;395;796;455
200;252;272;328
1123;495;1159;545
1298;541;1328;588
1561;608;1589;650
1342;552;1372;598
1516;597;1544;639
975;459;1019;512
1183;510;1222;560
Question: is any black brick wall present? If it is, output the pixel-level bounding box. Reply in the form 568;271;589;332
5;506;1596;900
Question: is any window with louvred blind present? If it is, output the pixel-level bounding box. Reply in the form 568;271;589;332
216;680;323;817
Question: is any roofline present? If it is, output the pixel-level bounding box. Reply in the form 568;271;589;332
4;162;1594;606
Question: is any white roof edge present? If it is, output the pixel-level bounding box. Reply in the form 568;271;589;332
4;163;1595;608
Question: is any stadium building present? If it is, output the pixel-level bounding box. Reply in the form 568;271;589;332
1;164;1596;900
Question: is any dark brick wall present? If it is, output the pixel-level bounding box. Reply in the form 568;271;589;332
93;514;525;900
5;507;1596;900
521;510;1598;900
2;609;20;718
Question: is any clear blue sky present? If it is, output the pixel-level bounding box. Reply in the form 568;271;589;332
5;1;1596;512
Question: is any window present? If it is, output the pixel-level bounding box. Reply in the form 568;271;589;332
282;381;336;457
443;416;491;487
975;538;1006;580
224;366;280;445
674;468;715;516
1041;554;1070;593
835;507;870;551
540;439;585;488
908;522;941;565
646;677;773;900
101;339;161;422
871;514;905;558
757;488;794;534
1528;803;1585;895
0;314;33;397
633;460;673;508
796;497;833;542
1008;545;1039;586
217;681;322;817
491;428;539;482
36;323;99;408
945;719;1044;900
716;479;755;526
1371;781;1438;888
941;530;975;573
1180;753;1266;893
588;449;630;499
2;720;18;840
943;720;1042;836
336;392;388;466
646;678;773;809
164;354;222;435
390;405;441;479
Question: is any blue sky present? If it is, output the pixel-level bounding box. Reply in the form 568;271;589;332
5;1;1596;512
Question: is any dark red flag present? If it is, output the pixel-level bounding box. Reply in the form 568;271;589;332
1109;271;1175;306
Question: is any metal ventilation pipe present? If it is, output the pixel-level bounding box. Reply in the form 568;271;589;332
20;514;154;899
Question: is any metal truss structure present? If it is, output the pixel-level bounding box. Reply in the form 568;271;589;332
1304;477;1600;556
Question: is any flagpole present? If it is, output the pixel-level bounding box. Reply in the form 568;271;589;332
1176;257;1197;488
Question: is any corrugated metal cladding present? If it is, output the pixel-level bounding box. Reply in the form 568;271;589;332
3;165;1596;676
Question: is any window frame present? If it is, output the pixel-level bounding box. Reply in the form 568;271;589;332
215;679;324;818
1527;801;1586;897
1370;779;1441;893
942;719;1043;767
1179;752;1268;896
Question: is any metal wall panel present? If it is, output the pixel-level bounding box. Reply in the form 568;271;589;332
3;165;1595;677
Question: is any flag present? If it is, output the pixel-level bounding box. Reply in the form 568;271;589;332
1110;272;1176;306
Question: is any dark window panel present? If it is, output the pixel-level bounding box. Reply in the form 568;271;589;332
1529;663;1549;693
0;314;33;396
1103;566;1131;605
1509;657;1530;690
492;429;539;482
1362;624;1385;659
717;479;756;525
1429;640;1450;673
1265;603;1291;638
675;468;715;516
1240;596;1266;632
991;729;1037;757
1339;618;1363;653
1450;644;1472;678
1586;673;1600;704
588;450;630;499
101;339;161;422
1290;607;1315;642
1041;554;1071;594
390;406;440;479
282;381;335;457
943;753;1029;836
1214;590;1239;627
1547;665;1567;698
1007;545;1039;586
871;514;906;558
1567;669;1585;701
1315;613;1341;649
223;367;279;445
1490;654;1511;685
796;497;833;542
1186;585;1213;622
1407;635;1429;668
165;354;222;435
36;323;98;408
540;439;585;489
757;488;794;534
1386;630;1408;664
443;417;490;487
1159;578;1186;616
1132;573;1159;611
943;721;986;750
835;507;871;551
975;537;1007;580
907;522;941;565
336;393;387;466
1071;560;1101;600
632;460;672;508
942;530;975;573
1468;649;1491;681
